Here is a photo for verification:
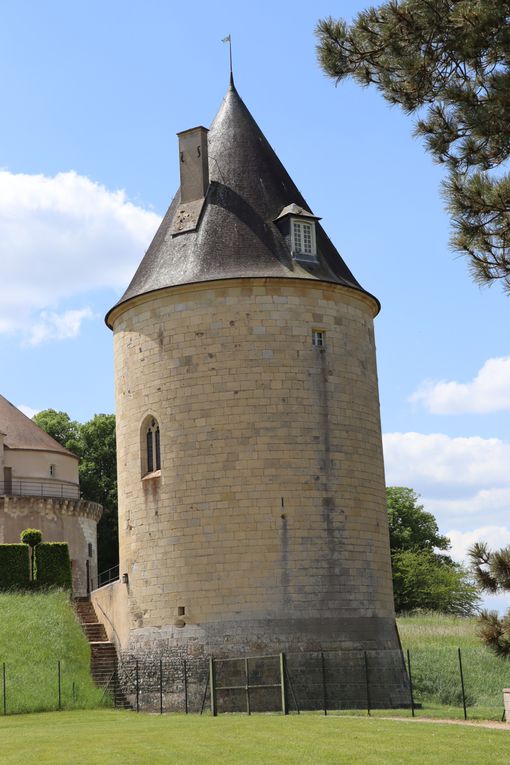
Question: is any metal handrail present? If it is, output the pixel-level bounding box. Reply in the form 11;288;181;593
0;479;80;499
92;564;120;591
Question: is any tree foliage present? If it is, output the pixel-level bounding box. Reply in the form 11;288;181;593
32;409;81;454
387;486;449;554
387;487;480;614
316;1;510;292
469;542;510;657
392;549;480;615
79;415;118;573
33;409;118;572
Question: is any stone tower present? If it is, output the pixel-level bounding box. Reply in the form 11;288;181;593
103;81;400;660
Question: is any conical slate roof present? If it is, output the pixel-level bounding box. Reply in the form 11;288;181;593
0;395;78;458
106;81;377;326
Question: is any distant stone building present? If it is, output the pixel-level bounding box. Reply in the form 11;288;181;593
94;80;401;687
0;395;102;595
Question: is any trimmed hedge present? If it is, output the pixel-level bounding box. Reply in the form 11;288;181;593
34;543;72;590
0;545;30;589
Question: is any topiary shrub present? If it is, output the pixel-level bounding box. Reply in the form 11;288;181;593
34;543;72;590
20;528;43;580
0;544;30;589
20;528;42;547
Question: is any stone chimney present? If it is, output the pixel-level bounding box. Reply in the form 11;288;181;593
177;126;209;203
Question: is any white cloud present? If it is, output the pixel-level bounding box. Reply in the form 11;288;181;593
447;527;510;614
17;404;40;419
383;432;510;491
383;431;510;545
27;307;95;346
409;356;510;414
0;170;160;341
424;487;510;523
446;526;510;564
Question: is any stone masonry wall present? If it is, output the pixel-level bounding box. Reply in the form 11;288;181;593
111;277;398;657
0;495;102;596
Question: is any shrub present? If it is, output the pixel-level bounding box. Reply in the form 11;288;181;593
20;528;43;580
20;528;42;548
34;543;72;590
0;545;30;589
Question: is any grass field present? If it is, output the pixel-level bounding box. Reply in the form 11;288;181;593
396;613;510;719
0;590;104;713
0;710;508;765
1;592;509;721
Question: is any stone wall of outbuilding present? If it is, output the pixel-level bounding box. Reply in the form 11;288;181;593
0;495;102;596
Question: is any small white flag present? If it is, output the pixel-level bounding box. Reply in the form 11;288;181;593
222;34;231;43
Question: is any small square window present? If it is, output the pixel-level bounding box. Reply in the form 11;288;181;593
312;330;325;348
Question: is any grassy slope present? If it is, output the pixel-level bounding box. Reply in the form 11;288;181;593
0;590;104;713
397;613;510;715
0;711;508;765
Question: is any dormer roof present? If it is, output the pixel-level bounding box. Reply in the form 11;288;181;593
106;82;378;327
274;204;321;222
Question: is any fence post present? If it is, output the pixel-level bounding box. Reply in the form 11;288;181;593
57;661;62;711
159;659;163;715
245;658;251;715
320;652;328;716
199;668;209;715
458;648;467;721
183;659;188;714
135;659;140;713
279;653;288;715
406;649;415;717
363;651;371;716
2;663;6;715
209;657;217;717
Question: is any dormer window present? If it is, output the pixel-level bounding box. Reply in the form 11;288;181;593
292;219;316;257
274;204;320;265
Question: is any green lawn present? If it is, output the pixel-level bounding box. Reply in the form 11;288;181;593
0;590;105;713
0;710;508;765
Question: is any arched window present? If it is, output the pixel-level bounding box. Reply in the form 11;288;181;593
142;416;161;476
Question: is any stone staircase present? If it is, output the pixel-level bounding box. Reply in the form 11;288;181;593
74;597;130;709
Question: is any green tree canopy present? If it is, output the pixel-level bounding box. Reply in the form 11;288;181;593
387;487;480;614
316;1;510;292
33;410;118;573
32;409;81;455
387;486;450;554
469;542;510;657
79;414;118;573
392;549;480;615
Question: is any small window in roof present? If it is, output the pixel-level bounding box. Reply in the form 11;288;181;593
291;218;316;258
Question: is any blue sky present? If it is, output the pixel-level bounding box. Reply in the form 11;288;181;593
1;1;509;603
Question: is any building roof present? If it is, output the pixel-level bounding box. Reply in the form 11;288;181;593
106;81;378;326
0;396;78;458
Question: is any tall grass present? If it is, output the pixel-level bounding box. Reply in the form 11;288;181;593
0;590;106;713
397;613;510;717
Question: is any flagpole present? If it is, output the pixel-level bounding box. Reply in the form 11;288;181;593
222;34;234;83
